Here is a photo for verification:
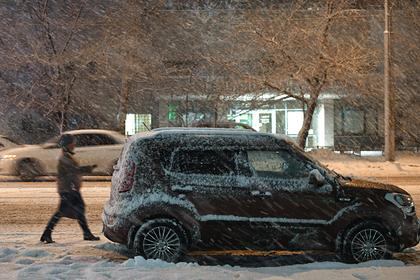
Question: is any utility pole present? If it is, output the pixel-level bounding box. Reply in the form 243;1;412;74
384;0;395;161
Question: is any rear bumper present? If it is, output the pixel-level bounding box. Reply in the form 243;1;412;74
103;223;129;245
102;208;130;245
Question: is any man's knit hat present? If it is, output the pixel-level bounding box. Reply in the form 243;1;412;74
59;134;75;148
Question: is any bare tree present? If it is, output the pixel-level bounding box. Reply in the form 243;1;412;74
1;0;101;134
232;0;378;148
24;0;82;132
93;1;166;133
153;2;251;126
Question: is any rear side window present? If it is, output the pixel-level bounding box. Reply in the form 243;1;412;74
171;150;236;176
246;150;309;179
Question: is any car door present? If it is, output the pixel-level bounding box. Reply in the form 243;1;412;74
239;148;343;250
38;138;61;174
166;148;261;248
73;134;122;174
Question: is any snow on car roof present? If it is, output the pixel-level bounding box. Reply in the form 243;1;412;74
125;128;291;145
153;127;292;141
153;127;249;132
153;127;265;135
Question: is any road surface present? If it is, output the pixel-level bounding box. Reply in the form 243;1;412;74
0;177;418;266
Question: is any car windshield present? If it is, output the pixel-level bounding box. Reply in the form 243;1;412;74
302;151;347;180
45;136;59;144
283;138;348;181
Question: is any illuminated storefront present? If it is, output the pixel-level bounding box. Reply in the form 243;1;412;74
229;98;335;149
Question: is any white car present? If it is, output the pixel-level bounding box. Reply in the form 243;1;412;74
0;135;18;151
0;129;125;181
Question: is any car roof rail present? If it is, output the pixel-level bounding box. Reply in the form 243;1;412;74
152;127;253;133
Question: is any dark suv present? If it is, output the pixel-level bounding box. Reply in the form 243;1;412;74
103;128;419;263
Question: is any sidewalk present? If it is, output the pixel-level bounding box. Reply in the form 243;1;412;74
311;150;420;180
0;175;111;182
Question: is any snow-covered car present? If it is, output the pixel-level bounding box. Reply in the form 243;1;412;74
0;129;125;181
0;135;19;151
103;128;419;263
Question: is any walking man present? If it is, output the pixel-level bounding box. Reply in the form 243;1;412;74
40;134;100;243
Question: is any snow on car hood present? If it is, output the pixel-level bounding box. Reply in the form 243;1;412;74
343;179;408;195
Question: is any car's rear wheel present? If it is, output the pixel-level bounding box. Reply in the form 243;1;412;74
133;219;187;263
342;221;391;263
17;159;40;181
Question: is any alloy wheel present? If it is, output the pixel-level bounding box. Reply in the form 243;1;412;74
350;228;387;262
142;225;181;262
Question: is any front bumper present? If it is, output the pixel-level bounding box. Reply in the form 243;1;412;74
396;218;420;250
0;159;16;175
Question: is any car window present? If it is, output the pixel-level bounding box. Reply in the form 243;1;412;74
171;150;236;176
246;150;309;179
95;135;117;145
74;134;117;147
45;136;59;145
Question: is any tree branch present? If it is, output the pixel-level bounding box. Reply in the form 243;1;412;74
61;3;84;55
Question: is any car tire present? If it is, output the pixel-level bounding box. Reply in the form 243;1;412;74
17;159;40;181
133;219;188;263
341;221;391;263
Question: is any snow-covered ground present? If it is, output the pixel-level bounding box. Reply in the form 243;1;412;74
1;238;419;280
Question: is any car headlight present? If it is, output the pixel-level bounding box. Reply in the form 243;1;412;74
0;155;17;160
385;193;415;216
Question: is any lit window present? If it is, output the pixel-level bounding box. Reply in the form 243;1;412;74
125;114;152;136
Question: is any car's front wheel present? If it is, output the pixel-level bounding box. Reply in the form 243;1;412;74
342;221;391;263
133;219;187;263
17;159;41;181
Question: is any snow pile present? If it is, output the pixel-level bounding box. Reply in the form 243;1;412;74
123;255;199;269
21;249;51;258
1;245;420;280
0;247;18;262
94;242;130;255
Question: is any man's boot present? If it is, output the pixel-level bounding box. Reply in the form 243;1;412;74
40;229;54;243
83;232;100;241
78;216;100;241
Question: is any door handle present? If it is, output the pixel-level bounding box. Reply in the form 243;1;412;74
171;185;193;193
251;190;272;197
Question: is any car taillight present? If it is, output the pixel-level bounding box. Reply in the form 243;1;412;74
119;161;137;193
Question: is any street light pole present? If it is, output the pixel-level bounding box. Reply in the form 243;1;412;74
384;0;395;161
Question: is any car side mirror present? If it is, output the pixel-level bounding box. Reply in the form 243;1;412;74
309;169;325;187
